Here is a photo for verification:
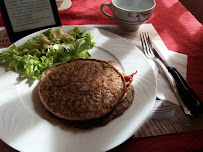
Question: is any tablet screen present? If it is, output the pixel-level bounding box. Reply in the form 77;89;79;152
4;0;56;32
0;0;61;43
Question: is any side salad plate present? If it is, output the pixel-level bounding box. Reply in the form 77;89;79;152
0;26;156;152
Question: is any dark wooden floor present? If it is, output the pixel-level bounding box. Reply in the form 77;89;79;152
179;0;203;24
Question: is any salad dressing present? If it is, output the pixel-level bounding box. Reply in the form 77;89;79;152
38;37;50;49
51;28;69;41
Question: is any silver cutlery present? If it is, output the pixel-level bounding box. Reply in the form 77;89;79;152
140;32;203;116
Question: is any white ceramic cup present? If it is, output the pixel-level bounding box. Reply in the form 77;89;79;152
56;0;72;11
101;0;156;31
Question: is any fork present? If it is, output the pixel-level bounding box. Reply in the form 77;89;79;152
140;32;203;116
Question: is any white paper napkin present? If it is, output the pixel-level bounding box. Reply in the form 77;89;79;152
156;49;188;105
128;37;188;104
128;37;188;119
150;49;187;119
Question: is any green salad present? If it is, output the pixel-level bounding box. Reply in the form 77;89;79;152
0;27;95;79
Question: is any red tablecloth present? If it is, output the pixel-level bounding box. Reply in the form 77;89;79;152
0;0;203;151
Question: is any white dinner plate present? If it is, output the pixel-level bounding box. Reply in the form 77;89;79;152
0;26;156;152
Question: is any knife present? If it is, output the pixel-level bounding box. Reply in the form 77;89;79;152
152;43;203;116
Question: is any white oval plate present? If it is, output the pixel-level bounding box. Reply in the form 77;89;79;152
0;26;156;152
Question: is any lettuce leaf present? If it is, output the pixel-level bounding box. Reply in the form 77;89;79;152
22;55;53;79
0;27;95;79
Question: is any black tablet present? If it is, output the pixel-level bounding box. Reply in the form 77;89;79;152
0;0;61;43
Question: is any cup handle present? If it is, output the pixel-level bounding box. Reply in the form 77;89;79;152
100;3;115;20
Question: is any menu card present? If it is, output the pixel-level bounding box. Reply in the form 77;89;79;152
0;0;61;43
